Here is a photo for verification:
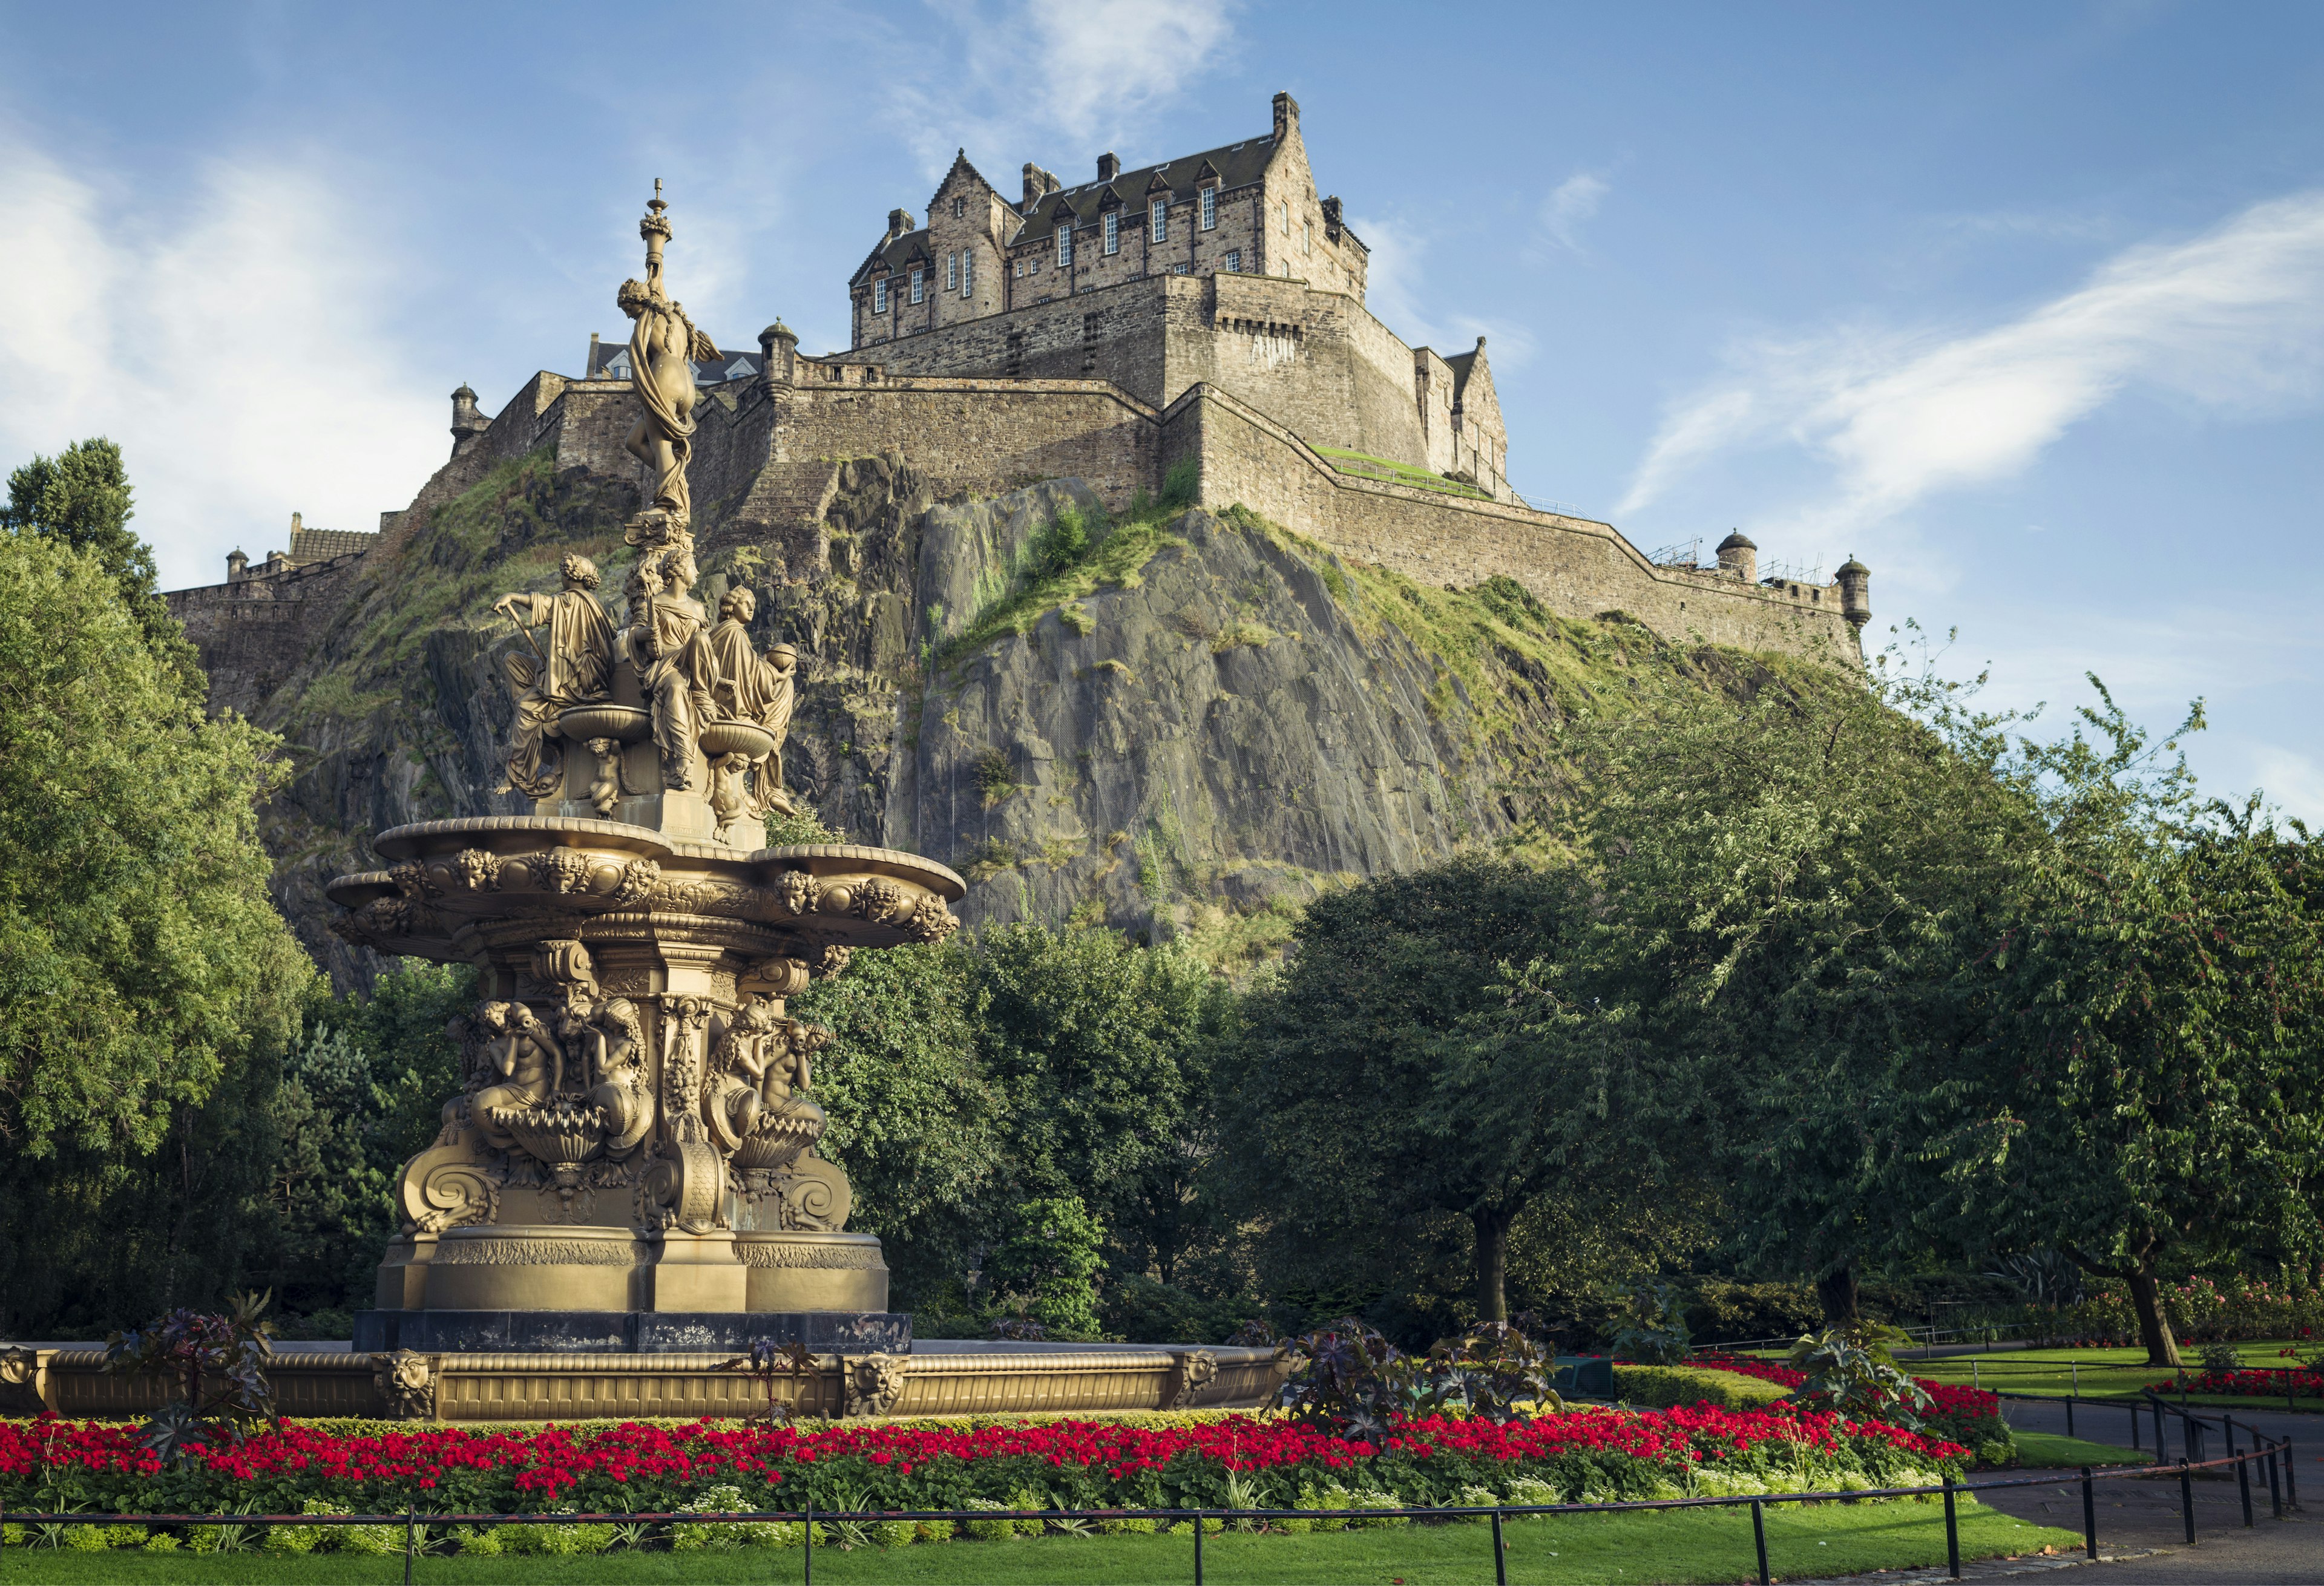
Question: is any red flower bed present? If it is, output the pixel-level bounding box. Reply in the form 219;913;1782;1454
2148;1367;2323;1400
0;1405;1967;1518
1687;1354;2005;1452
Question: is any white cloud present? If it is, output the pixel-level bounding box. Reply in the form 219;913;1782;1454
0;136;445;591
1621;191;2324;521
1357;211;1536;371
1537;172;1608;253
2248;745;2324;827
879;0;1236;183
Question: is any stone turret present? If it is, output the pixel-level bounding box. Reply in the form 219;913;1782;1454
450;384;490;457
226;548;249;582
1715;531;1757;585
1837;556;1872;629
759;321;797;391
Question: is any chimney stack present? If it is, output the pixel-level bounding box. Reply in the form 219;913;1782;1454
1021;163;1059;210
1097;152;1120;182
1272;91;1300;140
887;208;916;241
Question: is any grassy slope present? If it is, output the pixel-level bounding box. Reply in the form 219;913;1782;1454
0;1501;2082;1585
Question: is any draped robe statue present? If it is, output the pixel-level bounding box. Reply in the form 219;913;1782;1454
628;548;720;790
706;586;799;815
494;555;612;798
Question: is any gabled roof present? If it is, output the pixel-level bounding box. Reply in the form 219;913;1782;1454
849;228;934;289
1446;339;1491;405
1009;134;1280;243
588;341;763;384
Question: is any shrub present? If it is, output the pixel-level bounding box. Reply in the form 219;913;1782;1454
669;1485;795;1550
1613;1364;1790;1412
1608;1280;1693;1366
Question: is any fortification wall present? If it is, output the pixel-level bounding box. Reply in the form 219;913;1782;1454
166;551;373;716
1163;384;1861;658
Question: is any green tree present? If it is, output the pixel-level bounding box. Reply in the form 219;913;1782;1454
985;1194;1108;1338
257;961;475;1319
1555;654;2040;1324
1221;854;1666;1324
0;523;310;1332
4;438;195;680
969;925;1224;1283
792;942;1004;1305
1940;696;2324;1366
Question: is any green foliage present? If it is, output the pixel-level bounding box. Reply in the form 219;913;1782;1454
1612;1364;1791;1411
257;963;474;1317
986;1195;1109;1339
969;925;1227;1285
1785;1326;1933;1427
3;437;194;680
762;804;844;847
1221;853;1684;1324
1607;1279;1693;1366
0;519;312;1335
790;943;1002;1303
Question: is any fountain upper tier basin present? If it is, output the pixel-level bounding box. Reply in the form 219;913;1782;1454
324;817;965;963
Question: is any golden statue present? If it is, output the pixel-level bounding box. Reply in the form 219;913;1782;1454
619;181;720;532
494;554;612;798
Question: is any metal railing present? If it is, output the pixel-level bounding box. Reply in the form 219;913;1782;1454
0;1437;2299;1586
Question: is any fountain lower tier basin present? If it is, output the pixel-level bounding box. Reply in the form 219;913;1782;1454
4;1340;1288;1423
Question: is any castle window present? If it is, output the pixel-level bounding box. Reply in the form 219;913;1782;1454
1200;186;1216;230
1057;225;1072;268
962;251;974;295
1304;221;1312;254
873;279;888;313
1151;197;1167;242
1103;212;1119;254
1224;249;1241;272
1278;202;1289;235
946;252;957;292
953;195;965;217
910;268;924;304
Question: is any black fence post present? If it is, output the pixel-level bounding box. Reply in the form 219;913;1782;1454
2270;1441;2285;1519
1491;1508;1508;1586
2155;1396;2168;1458
2081;1466;2097;1559
403;1506;416;1586
1751;1498;1770;1586
2179;1461;2196;1545
2238;1451;2255;1527
2066;1392;2076;1439
804;1493;813;1586
1942;1475;1961;1579
2286;1435;2299;1510
1193;1508;1204;1586
2130;1399;2140;1452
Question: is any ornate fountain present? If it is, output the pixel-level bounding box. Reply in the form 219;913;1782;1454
329;185;961;1358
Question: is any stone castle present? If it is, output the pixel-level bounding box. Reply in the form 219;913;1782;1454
169;90;1868;721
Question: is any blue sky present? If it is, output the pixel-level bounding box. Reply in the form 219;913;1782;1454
2;1;2319;816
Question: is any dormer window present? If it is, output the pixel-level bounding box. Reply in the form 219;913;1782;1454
1200;186;1217;230
873;280;888;313
1151;197;1167;242
1057;224;1072;269
1103;212;1119;254
910;268;924;304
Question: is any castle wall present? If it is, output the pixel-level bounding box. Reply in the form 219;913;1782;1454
1165;384;1861;659
166;551;373;716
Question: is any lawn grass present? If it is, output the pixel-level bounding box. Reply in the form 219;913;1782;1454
2012;1432;2150;1468
1897;1340;2320;1411
0;1500;2084;1585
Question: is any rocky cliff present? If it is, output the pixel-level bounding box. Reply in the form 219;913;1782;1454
252;445;1733;988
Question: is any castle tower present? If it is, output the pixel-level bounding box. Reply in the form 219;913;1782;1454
450;384;491;458
759;321;798;391
226;548;248;582
1716;531;1757;585
1837;557;1872;629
